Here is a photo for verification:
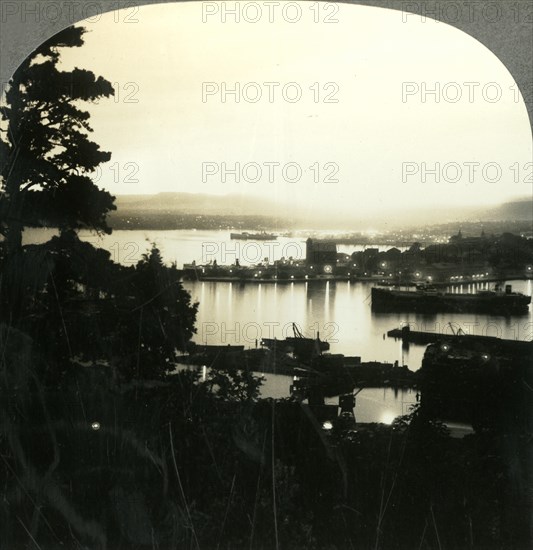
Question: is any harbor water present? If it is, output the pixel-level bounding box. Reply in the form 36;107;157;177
23;228;533;424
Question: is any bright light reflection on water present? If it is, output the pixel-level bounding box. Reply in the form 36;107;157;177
380;411;397;425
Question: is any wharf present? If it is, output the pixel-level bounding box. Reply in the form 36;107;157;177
387;326;533;352
181;343;416;391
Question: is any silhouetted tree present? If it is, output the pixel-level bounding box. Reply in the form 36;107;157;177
0;26;115;253
0;25;201;375
107;245;199;378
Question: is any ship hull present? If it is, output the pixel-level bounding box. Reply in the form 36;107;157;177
230;233;277;240
371;287;530;315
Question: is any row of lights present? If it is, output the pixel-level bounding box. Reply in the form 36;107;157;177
204;263;530;283
450;272;489;280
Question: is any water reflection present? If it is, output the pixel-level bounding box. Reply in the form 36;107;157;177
185;278;532;371
257;373;417;424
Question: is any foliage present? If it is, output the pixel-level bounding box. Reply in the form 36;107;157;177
2;359;528;549
0;26;115;250
0;231;198;380
207;365;263;402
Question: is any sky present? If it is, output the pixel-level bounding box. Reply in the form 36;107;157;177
51;1;532;219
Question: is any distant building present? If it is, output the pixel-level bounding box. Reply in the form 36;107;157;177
306;238;337;267
448;230;490;259
449;229;463;243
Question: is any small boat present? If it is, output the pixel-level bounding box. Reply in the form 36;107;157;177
230;231;277;240
371;284;530;315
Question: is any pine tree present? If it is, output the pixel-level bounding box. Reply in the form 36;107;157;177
0;26;115;252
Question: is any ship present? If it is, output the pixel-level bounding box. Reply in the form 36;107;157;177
230;231;277;240
371;284;531;315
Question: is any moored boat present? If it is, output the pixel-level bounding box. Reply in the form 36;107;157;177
371;284;531;315
230;231;277;240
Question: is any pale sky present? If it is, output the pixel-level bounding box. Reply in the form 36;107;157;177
52;1;531;218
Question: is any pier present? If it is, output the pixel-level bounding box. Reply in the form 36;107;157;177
182;334;417;394
387;325;533;352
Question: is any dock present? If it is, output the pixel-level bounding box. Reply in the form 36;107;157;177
181;340;416;393
387;325;533;352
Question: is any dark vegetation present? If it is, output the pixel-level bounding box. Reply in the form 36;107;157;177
0;26;531;550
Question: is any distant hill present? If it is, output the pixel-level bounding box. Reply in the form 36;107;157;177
475;198;533;221
115;192;284;217
109;193;532;231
